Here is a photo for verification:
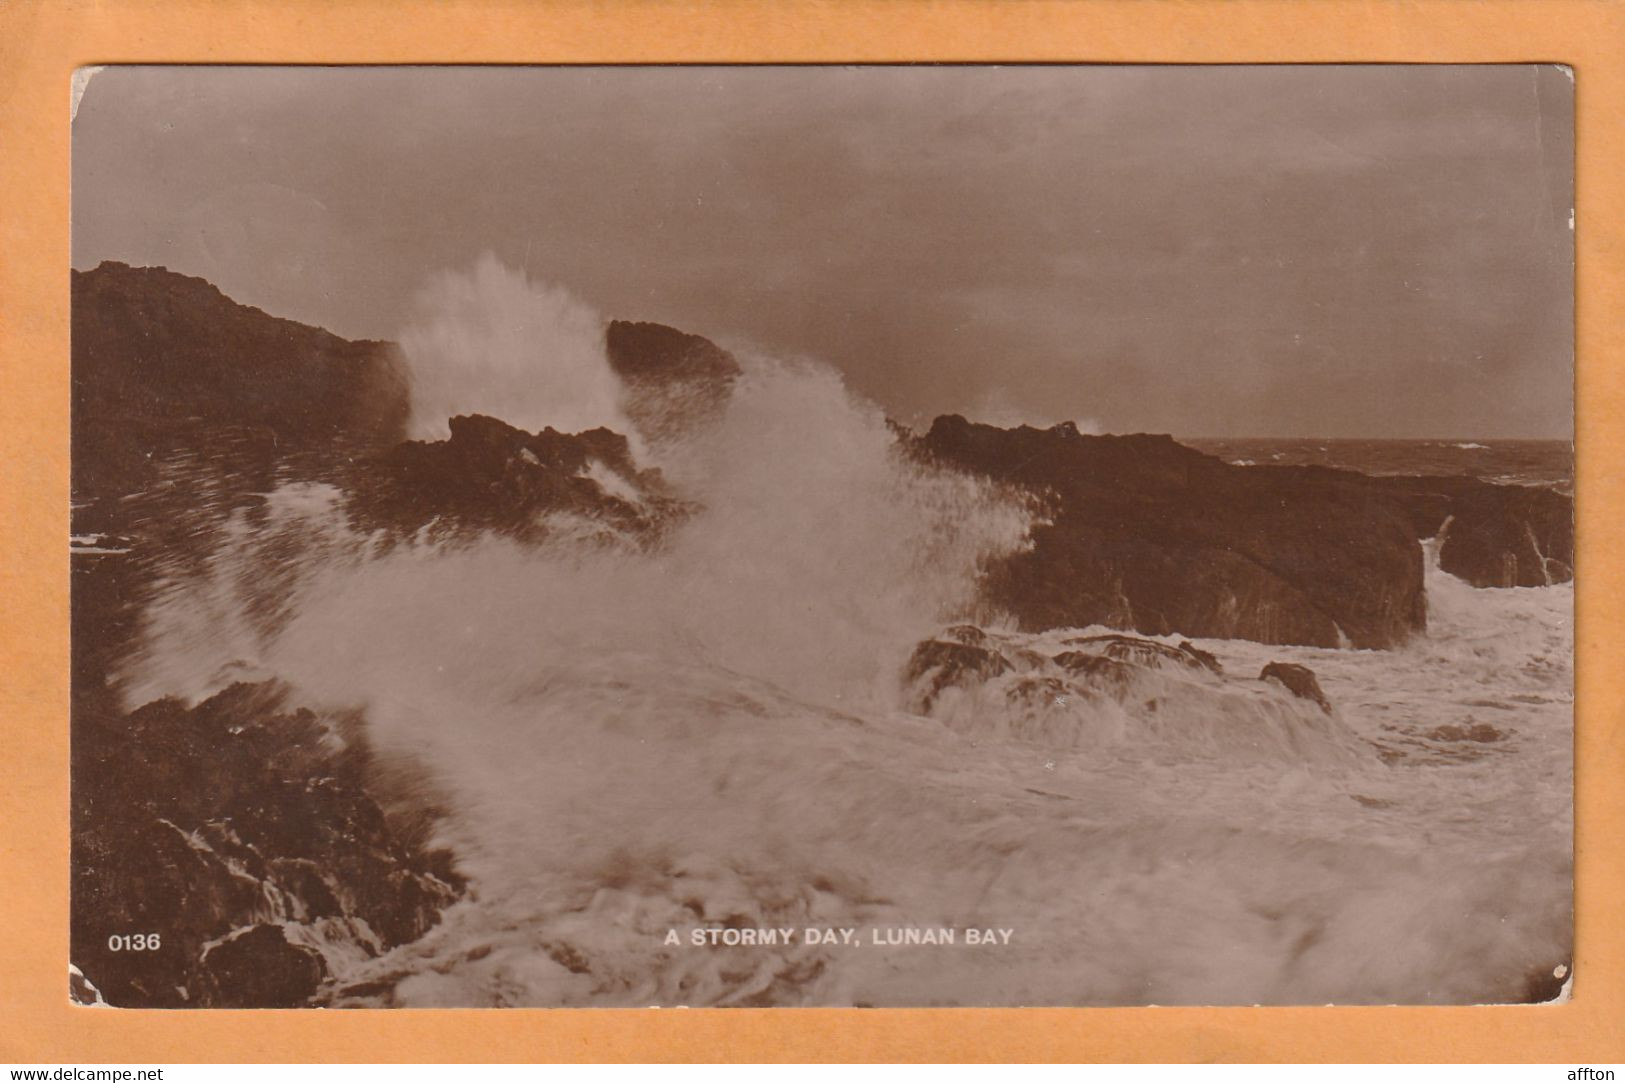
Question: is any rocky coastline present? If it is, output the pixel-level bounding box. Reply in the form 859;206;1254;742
69;262;1574;1005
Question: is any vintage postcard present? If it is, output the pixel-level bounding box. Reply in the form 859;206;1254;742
65;63;1574;1013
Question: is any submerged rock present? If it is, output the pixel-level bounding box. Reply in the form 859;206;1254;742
1521;961;1571;1003
905;628;1352;760
198;924;328;1009
68;964;107;1007
912;414;1571;648
1049;651;1137;698
943;624;991;647
1368;475;1573;588
907;630;1209;712
72;261;409;497
903;639;1012;712
1260;662;1332;714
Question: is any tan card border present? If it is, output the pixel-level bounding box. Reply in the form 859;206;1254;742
3;0;1621;1063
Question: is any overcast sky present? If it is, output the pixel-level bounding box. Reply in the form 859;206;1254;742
72;64;1573;438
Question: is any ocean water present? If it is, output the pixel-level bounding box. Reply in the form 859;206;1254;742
75;264;1573;1007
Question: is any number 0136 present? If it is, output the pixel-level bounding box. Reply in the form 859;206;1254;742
107;933;161;951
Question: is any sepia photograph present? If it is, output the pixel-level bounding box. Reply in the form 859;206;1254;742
67;63;1574;1010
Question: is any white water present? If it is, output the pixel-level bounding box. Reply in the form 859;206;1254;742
117;269;1572;1008
399;254;639;442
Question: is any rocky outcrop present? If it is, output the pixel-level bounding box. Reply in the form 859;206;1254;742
72;261;410;495
605;319;741;440
1260;662;1332;714
344;412;684;545
71;681;463;1008
912;415;1572;648
197;924;328;1008
68;277;749;1010
66;269;1568;1009
903;639;1013;712
605;319;740;387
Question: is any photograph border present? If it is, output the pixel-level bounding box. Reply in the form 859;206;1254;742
2;0;1621;1063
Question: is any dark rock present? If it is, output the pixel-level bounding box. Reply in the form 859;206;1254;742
606;320;740;440
1427;722;1505;744
1520;961;1570;1003
1062;634;1216;674
72;262;409;497
912;414;1571;648
69;965;106;1007
605;319;740;386
346;413;683;545
545;941;594;976
1003;675;1074;709
1260;662;1332;713
903;639;1012;712
198;925;327;1009
1178;641;1224;675
1367;475;1574;588
71;682;464;1008
1050;652;1137;698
